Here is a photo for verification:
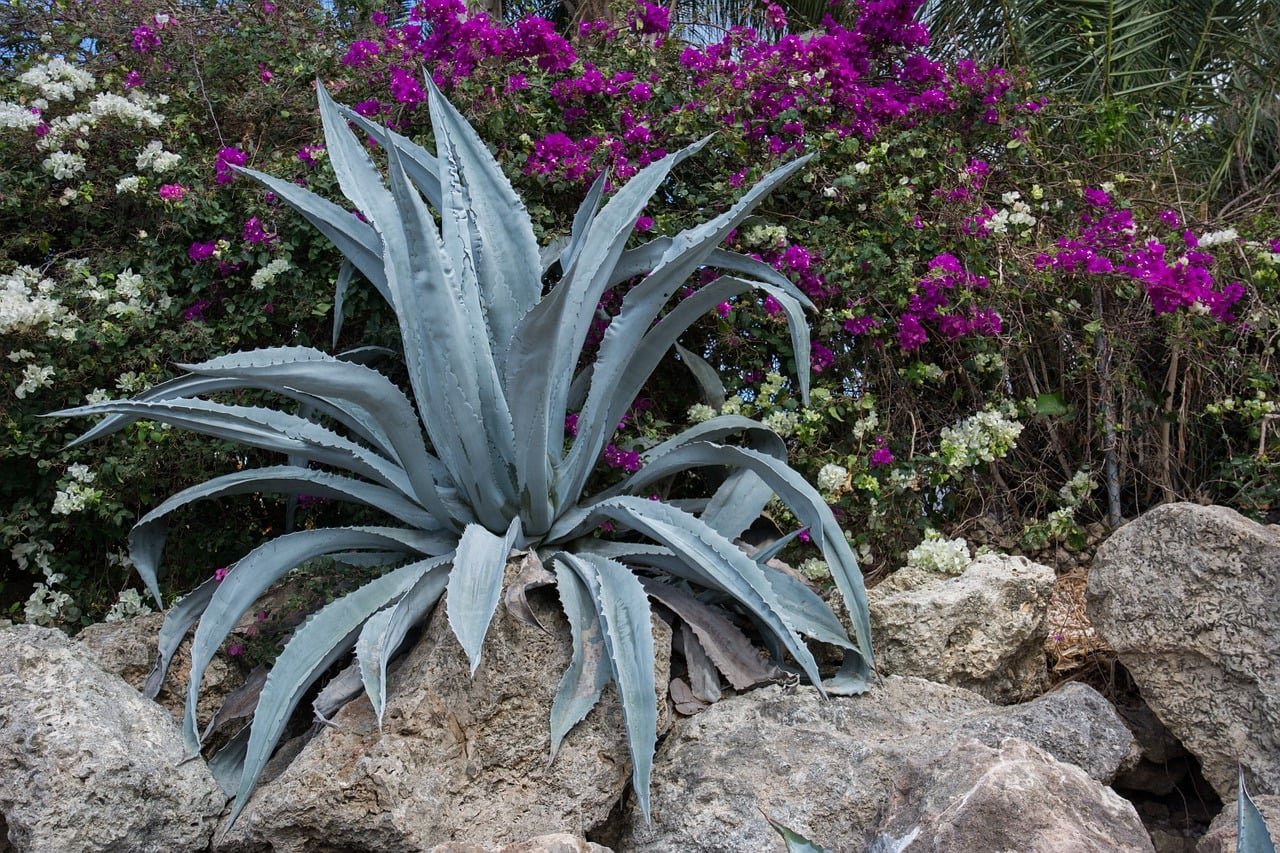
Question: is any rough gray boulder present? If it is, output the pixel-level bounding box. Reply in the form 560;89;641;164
951;682;1139;783
1087;503;1280;799
869;554;1055;703
427;833;612;853
872;738;1154;852
616;676;1139;851
216;587;670;853
0;624;225;852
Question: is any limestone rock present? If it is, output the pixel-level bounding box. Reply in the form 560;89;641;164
869;554;1054;703
428;833;612;852
872;738;1154;852
952;682;1138;783
617;676;1137;851
1087;503;1280;798
76;610;246;725
1197;794;1280;852
0;624;225;852
217;588;671;852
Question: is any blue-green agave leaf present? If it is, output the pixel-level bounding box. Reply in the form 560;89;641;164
662;416;786;544
207;725;250;797
128;466;447;603
51;398;413;496
184;526;435;753
606;442;873;682
315;82;397;230
60;375;246;448
228;557;438;827
426;76;542;365
767;816;833;853
504;138;709;536
548;558;613;759
675;342;727;409
143;576;218;696
1239;765;1278;853
562;270;808;506
356;555;453;725
758;563;855;650
336;104;443;209
569;154;812;482
560;170;608;276
584;497;824;695
179;347;458;523
332;259;355;349
381;132;517;529
233;164;389;304
557;551;656;822
750;526;806;565
609;240;814;311
445;517;522;675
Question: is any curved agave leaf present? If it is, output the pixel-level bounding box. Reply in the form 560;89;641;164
676;342;727;409
143;576;217;695
583;497;825;695
445;517;522;675
504;138;710;536
608;241;815;311
568;153;813;477
548;558;612;759
63;356;405;463
184;526;436;752
356;555;452;725
757;563;854;650
555;551;656;822
381;126;517;528
548;415;784;540
561;270;809;508
207;725;250;797
332;260;356;349
560;170;608;277
128;466;446;604
426;76;542;368
61;375;245;448
232;164;389;304
179;347;459;524
312;83;508;521
1238;765;1277;853
605;442;873;681
51;398;414;496
227;556;439;827
337;104;444;210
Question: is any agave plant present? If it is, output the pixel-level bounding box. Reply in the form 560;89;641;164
51;77;873;824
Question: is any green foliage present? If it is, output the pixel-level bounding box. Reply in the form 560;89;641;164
55;81;873;823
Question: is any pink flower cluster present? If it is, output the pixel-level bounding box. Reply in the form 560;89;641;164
896;253;1002;351
215;146;247;185
1034;190;1246;322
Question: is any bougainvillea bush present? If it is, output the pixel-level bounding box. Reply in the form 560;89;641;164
3;0;1279;627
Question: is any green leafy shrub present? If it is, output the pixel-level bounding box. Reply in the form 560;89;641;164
54;80;873;822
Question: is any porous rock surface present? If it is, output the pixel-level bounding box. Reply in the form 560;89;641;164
616;676;1140;852
76;609;245;724
216;588;670;853
428;833;612;852
0;624;225;853
1087;503;1280;799
872;738;1154;852
868;553;1054;703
